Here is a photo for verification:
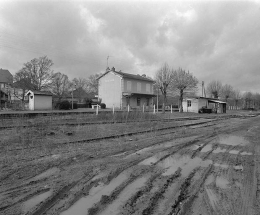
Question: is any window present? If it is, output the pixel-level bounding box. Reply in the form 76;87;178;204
127;81;131;91
146;84;150;93
187;100;191;107
137;82;141;92
146;98;149;106
137;97;141;106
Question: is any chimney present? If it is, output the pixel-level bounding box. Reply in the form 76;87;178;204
111;67;115;72
106;67;110;72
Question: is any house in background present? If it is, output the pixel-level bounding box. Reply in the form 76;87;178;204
182;97;227;113
98;67;155;109
25;90;53;110
0;68;13;109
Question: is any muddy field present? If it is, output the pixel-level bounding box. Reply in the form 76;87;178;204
0;111;260;215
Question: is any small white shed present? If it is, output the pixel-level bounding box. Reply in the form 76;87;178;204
25;90;53;110
182;97;227;113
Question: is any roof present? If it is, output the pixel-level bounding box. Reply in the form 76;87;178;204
185;96;226;103
26;90;53;96
98;67;155;83
0;69;13;83
208;100;226;104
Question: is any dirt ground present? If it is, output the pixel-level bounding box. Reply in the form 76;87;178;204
0;111;260;215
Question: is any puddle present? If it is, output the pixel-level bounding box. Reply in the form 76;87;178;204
30;167;59;181
138;151;168;165
218;135;249;146
214;163;229;169
22;190;52;212
205;187;218;210
205;174;215;185
240;151;252;156
99;176;148;215
204;174;218;210
201;144;212;152
213;147;226;153
192;144;203;150
229;150;240;154
158;154;212;177
216;176;229;189
61;171;128;215
234;165;243;171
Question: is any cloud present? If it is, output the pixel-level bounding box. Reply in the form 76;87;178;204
1;0;260;93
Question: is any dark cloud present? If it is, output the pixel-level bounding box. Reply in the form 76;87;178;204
1;0;260;92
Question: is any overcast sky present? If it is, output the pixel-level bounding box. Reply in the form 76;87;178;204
0;0;260;93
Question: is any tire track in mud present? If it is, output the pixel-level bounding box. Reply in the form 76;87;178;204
2;115;258;215
56;134;213;215
86;167;152;215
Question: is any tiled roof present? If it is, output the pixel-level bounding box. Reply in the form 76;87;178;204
98;67;155;82
0;69;13;83
114;71;154;82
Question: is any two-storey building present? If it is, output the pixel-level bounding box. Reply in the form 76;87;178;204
98;67;155;109
0;68;13;108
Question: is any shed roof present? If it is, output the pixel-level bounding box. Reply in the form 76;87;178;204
98;67;155;83
0;69;13;83
26;90;53;96
185;96;226;103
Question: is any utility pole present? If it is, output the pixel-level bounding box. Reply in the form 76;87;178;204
202;81;204;97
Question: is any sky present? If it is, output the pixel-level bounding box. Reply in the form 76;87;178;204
0;0;260;93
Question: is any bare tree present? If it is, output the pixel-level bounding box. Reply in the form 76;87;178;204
51;72;70;102
72;77;87;90
86;73;101;94
171;68;198;112
221;84;233;102
253;93;260;110
20;56;54;90
155;63;174;113
12;70;36;102
207;80;222;98
233;89;241;109
243;91;253;109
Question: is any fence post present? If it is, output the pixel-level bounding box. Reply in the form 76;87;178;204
128;104;130;112
153;104;156;114
96;105;98;115
171;105;172;113
113;104;115;114
143;104;145;113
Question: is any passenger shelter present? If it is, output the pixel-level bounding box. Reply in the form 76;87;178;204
25;90;53;110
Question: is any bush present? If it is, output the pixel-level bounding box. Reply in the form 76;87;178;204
100;103;106;109
59;100;71;110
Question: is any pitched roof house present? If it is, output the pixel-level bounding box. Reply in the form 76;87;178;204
0;69;13;107
0;69;13;84
98;67;155;109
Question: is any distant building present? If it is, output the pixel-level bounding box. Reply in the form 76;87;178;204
182;97;227;113
98;67;155;109
0;68;13;108
25;90;53;110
